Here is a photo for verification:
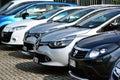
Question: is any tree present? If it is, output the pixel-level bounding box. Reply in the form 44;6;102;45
113;0;120;4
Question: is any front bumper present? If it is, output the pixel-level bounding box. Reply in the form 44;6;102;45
69;70;89;80
22;35;38;55
69;48;120;79
22;42;35;56
33;45;73;67
1;30;26;45
69;58;109;79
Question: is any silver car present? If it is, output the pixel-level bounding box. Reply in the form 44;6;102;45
22;6;114;56
33;9;120;67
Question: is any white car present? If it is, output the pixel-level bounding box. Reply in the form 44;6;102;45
0;0;53;12
22;6;116;56
1;7;84;45
33;9;120;67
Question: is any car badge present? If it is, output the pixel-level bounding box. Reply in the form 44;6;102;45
73;50;78;57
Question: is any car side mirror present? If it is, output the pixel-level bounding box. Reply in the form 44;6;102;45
110;22;120;27
22;13;29;19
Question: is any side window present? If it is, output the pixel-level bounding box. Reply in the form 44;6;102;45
26;4;46;16
52;12;68;21
98;17;120;32
52;9;77;21
53;4;69;8
46;4;54;10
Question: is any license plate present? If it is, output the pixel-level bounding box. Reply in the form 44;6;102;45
70;59;76;67
33;57;39;63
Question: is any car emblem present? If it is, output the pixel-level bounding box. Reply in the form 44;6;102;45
73;50;78;57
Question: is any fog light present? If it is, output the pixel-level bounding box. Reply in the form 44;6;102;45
12;38;16;42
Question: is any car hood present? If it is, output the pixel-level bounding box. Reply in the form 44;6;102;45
76;31;120;49
41;27;90;42
3;19;48;31
5;19;48;28
29;22;68;33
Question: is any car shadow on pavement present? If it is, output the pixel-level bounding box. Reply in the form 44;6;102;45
43;75;77;80
9;51;33;59
16;62;68;75
0;44;21;51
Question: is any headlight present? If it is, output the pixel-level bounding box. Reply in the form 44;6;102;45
9;26;26;32
48;35;76;48
88;43;119;59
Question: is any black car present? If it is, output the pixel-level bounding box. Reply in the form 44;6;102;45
110;59;120;80
69;30;120;80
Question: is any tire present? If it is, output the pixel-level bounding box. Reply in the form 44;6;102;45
110;58;120;80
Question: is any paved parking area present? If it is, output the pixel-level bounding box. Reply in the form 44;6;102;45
0;44;77;80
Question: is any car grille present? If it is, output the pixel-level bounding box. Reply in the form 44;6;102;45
24;33;40;41
1;32;13;42
24;42;34;50
71;46;90;59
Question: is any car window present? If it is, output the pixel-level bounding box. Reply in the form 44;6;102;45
52;9;80;21
51;4;69;8
1;3;30;15
33;8;62;20
76;10;120;28
19;4;58;17
99;17;120;32
57;9;95;23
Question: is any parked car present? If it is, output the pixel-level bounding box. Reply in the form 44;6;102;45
1;6;84;46
22;7;113;56
0;0;54;13
69;30;120;80
33;9;120;67
0;1;77;40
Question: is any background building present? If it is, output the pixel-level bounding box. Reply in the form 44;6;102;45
54;0;113;5
0;0;117;8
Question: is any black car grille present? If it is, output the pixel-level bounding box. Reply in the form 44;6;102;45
24;33;40;41
1;32;13;42
71;47;90;59
24;42;34;50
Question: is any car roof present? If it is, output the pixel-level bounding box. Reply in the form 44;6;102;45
57;6;87;10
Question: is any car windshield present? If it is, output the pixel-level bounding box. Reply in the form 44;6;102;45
0;2;33;15
0;3;30;15
56;8;95;23
75;10;120;28
33;8;63;20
